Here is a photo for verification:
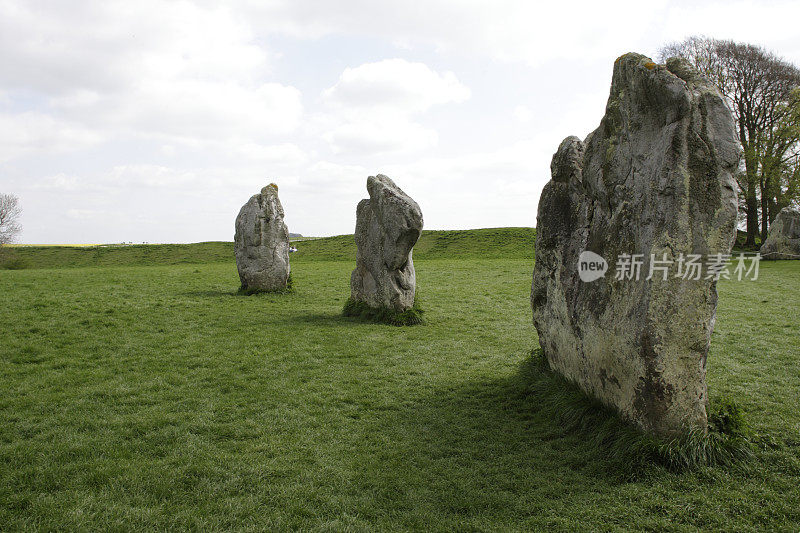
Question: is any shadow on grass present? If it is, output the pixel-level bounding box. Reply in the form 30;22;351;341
275;311;423;327
336;358;637;523
181;289;240;298
279;312;352;326
352;351;754;518
370;360;633;481
181;288;296;298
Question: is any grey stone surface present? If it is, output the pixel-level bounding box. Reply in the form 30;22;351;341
761;207;800;260
350;174;423;311
531;53;740;437
234;183;291;291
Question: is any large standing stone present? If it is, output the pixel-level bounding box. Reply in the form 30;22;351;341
531;53;740;437
761;207;800;260
350;175;423;311
234;183;291;291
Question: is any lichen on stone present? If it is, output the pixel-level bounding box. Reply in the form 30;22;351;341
531;52;740;438
349;174;423;315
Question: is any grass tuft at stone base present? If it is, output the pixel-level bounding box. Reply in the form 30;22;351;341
342;297;425;326
517;349;754;478
237;273;294;295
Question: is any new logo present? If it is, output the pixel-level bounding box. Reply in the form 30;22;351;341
578;251;608;282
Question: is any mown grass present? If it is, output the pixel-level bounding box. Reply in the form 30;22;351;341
0;233;799;529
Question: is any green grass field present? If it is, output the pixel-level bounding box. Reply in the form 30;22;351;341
1;229;799;530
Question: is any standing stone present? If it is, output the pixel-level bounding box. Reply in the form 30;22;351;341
531;53;740;438
234;183;291;291
761;207;800;260
350;175;423;311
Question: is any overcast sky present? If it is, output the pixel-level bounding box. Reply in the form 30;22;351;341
2;0;799;243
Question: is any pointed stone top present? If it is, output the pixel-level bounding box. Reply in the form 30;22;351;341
261;183;279;195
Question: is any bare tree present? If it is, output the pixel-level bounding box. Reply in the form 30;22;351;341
659;37;800;246
0;193;22;245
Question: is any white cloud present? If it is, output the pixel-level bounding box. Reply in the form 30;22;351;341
66;209;103;220
234;142;308;164
322;117;438;156
0;1;269;95
304;161;371;186
46;78;303;146
243;1;663;66
33;166;198;193
0;112;101;161
245;0;800;69
34;173;83;192
377;138;554;230
0;0;299;158
389;138;549;190
658;1;800;61
323;59;470;113
513;105;533;123
119;80;303;141
320;59;468;155
280;160;374;237
106;165;198;189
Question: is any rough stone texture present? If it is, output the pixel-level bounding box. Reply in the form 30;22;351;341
761;207;800;260
234;184;290;291
531;54;740;438
350;175;423;311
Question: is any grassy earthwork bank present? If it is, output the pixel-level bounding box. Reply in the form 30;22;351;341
1;228;799;530
1;227;535;270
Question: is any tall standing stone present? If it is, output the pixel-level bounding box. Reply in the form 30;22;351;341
350;175;423;311
234;183;291;292
760;207;800;260
531;54;740;437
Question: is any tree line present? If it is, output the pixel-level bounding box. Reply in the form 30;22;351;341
659;36;800;247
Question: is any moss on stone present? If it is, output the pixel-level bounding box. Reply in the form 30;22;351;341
238;273;293;295
342;297;425;326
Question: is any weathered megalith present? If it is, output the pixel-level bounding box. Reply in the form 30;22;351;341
761;207;800;260
349;174;423;311
531;53;740;437
234;183;291;291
